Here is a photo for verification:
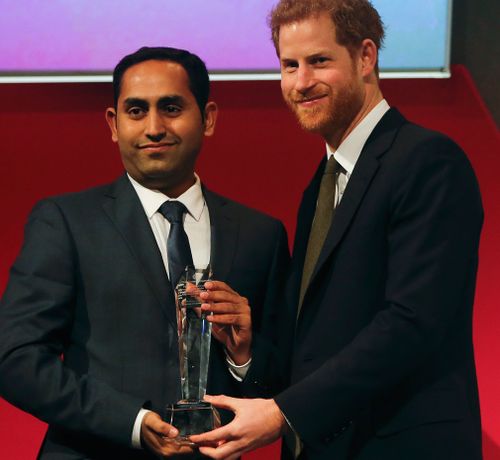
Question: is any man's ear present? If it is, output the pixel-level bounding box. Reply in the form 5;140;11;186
203;102;218;137
360;39;378;77
105;107;119;143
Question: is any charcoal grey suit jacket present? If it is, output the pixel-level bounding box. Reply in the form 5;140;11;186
0;175;289;459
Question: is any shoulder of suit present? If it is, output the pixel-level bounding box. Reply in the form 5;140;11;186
386;109;461;152
32;178;120;215
378;118;478;192
396;121;467;160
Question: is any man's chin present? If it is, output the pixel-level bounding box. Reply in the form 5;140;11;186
296;116;330;134
130;169;173;188
290;107;327;132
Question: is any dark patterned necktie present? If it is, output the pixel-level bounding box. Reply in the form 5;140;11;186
158;201;194;287
298;156;340;313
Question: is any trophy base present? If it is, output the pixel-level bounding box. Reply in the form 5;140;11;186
164;400;216;440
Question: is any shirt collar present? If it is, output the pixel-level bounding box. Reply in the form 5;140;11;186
128;173;205;221
326;99;390;175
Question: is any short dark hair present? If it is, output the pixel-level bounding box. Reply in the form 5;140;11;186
269;0;385;74
112;46;210;115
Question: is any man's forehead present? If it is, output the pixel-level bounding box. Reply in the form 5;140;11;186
119;60;191;101
122;60;186;83
278;15;339;59
280;43;336;57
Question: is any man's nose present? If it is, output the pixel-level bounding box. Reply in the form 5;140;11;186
294;66;316;93
145;111;166;141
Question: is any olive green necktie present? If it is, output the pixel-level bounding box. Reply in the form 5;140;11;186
298;156;339;313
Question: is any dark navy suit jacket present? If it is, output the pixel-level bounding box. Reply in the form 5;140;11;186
276;109;483;460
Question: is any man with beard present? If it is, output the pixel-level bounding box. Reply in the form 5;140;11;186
191;1;483;459
0;47;289;459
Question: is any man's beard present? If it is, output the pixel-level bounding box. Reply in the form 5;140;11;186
286;79;364;139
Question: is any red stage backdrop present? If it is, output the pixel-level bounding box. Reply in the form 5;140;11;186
0;66;498;459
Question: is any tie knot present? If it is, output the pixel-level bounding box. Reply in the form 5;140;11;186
324;156;339;175
158;201;188;223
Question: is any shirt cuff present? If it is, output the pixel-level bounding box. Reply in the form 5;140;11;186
224;349;252;381
131;408;151;449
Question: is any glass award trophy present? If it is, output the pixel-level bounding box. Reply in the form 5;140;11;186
165;265;217;441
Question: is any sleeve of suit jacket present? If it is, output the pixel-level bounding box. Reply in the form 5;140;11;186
0;199;145;447
274;130;483;445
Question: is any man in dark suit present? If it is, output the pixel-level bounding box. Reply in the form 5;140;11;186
0;47;289;459
191;1;484;459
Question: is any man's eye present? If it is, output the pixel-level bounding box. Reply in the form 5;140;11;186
313;57;328;65
164;105;181;114
282;62;298;72
127;107;145;118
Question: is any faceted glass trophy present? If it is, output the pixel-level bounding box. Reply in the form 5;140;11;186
165;265;217;442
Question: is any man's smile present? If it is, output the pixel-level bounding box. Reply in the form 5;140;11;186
293;93;329;107
138;141;177;152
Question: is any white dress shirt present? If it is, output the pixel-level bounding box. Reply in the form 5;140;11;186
327;99;390;206
129;173;211;274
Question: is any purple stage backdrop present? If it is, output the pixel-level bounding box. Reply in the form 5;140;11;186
1;0;279;73
1;0;450;77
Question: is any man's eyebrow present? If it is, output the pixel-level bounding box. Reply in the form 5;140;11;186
157;95;186;106
123;97;148;108
281;51;332;63
308;52;330;58
122;95;187;109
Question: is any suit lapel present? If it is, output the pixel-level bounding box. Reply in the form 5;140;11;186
203;187;238;282
101;175;177;329
306;109;407;299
